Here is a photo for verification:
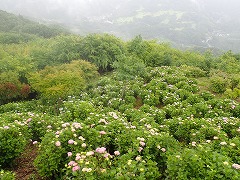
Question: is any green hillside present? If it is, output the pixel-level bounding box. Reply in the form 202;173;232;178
0;10;240;180
0;10;66;42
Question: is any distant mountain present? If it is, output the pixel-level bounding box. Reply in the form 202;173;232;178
1;0;240;52
0;10;66;38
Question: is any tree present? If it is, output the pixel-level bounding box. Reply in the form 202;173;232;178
79;34;126;72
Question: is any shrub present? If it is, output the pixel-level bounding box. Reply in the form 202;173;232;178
166;146;240;180
210;76;228;93
0;122;30;167
0;170;15;180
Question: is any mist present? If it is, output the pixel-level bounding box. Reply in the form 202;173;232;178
1;0;240;51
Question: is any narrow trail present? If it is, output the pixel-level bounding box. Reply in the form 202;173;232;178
12;143;41;180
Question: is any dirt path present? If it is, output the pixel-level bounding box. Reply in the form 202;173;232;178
12;143;42;180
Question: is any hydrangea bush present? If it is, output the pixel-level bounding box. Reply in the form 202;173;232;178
0;66;239;178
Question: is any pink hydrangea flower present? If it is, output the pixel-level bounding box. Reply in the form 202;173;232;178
114;151;120;156
140;141;145;147
68;161;76;166
33;141;38;145
96;147;106;154
3;126;9;129
104;153;110;158
26;118;32;123
72;165;80;172
232;163;240;170
67;152;73;157
100;131;107;135
81;143;87;148
68;139;75;144
75;155;81;161
138;147;143;152
55;141;61;147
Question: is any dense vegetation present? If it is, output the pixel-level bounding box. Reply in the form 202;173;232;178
0;10;240;179
0;10;66;44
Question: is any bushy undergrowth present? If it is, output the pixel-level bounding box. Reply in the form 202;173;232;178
0;66;239;179
0;170;15;180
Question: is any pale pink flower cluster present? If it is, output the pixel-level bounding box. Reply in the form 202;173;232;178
68;161;77;166
62;123;70;128
72;166;79;172
3;126;9;129
140;141;145;147
232;163;240;170
55;141;61;147
67;152;72;157
75;154;81;161
86;151;94;156
100;131;107;135
138;147;143;152
96;147;106;154
26;118;32;123
114;151;120;156
68;139;75;144
33;141;38;145
73;122;82;129
81;143;87;148
68;161;80;172
104;153;111;158
191;142;197;147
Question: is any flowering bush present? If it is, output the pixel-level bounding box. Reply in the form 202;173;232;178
167;146;240;179
0;65;239;179
0;121;30;167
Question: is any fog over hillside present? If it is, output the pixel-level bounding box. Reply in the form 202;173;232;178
1;0;240;52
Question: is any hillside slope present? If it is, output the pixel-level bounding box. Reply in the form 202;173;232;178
0;10;66;38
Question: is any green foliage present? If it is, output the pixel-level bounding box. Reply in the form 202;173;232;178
28;60;98;100
0;121;30;168
0;32;37;44
217;51;240;74
0;31;240;179
113;55;146;80
0;170;15;180
181;65;207;78
29;35;82;69
167;146;240;180
79;34;126;72
0;10;66;38
210;76;228;93
61;100;95;121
